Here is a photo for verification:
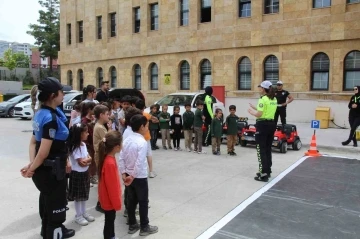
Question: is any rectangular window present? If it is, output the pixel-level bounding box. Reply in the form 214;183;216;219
200;0;211;23
110;13;116;37
97;16;102;39
78;21;83;43
180;0;189;26
239;0;251;18
67;24;71;44
313;0;331;8
264;0;279;14
134;7;141;33
150;3;159;30
347;0;360;3
312;72;329;90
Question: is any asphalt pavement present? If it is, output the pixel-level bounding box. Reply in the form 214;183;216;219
0;117;358;239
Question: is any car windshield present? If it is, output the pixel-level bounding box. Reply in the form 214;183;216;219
156;95;194;106
63;93;80;102
25;98;32;102
8;95;27;103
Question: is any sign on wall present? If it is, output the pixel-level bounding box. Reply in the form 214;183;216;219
164;74;171;85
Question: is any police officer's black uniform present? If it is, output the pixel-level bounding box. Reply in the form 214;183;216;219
342;86;360;147
31;78;75;238
274;89;289;125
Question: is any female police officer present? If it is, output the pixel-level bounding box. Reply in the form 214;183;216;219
248;80;277;182
21;77;75;239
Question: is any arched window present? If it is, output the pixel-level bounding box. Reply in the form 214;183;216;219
96;67;103;87
109;66;117;88
311;53;330;90
200;59;211;89
67;70;73;87
344;50;360;91
134;64;141;90
264;55;279;85
150;63;158;90
77;69;84;90
238;57;251;90
180;61;190;90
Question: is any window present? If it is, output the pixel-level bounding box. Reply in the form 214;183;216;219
150;63;158;90
97;67;103;87
344;51;360;90
77;69;84;90
134;7;141;33
97;16;102;39
313;0;331;8
264;55;279;85
110;13;116;37
200;59;212;89
238;57;252;90
264;0;279;14
311;53;330;90
110;66;117;88
180;0;189;26
67;24;71;44
180;61;190;90
134;64;141;90
150;3;159;30
78;21;83;43
347;0;360;3
67;70;73;86
200;0;211;23
239;0;251;17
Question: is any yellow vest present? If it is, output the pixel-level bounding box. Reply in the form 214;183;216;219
256;95;277;119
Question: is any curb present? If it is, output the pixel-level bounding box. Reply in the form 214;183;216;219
302;143;359;153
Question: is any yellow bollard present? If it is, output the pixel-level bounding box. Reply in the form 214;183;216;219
0;94;3;102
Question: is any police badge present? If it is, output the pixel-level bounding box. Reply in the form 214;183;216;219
49;129;56;138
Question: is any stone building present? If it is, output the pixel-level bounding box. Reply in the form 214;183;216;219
58;0;360;125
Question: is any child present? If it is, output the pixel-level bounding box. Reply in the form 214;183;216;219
211;109;223;155
68;123;95;226
69;100;82;127
119;115;158;236
110;98;121;131
183;103;194;152
149;105;160;150
226;105;239;156
98;131;123;239
81;102;97;185
194;100;206;154
159;105;172;150
170;105;182;151
119;95;132;133
93;104;110;212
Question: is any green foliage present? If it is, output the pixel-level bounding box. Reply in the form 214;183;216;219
27;0;60;72
0;49;30;71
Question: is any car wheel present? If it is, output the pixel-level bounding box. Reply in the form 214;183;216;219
20;117;27;120
8;107;14;118
292;139;302;150
280;141;288;153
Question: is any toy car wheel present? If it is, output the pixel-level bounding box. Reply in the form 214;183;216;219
292;139;302;150
240;139;247;147
280;142;288;153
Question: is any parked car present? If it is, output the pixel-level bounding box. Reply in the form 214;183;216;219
0;94;30;117
144;92;225;116
62;92;83;117
14;98;33;120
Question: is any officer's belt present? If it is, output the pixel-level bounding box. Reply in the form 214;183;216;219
256;118;274;122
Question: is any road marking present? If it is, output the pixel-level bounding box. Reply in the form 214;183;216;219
196;156;310;239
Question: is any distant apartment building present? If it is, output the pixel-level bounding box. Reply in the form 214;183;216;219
11;42;32;57
31;48;58;69
0;41;11;58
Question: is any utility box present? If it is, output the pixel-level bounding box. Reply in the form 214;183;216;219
356;131;360;141
315;107;330;129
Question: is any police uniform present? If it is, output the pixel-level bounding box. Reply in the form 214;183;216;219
342;86;360;147
274;89;289;125
203;86;214;146
254;90;277;182
30;78;75;239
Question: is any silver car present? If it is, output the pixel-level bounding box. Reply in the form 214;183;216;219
0;94;31;117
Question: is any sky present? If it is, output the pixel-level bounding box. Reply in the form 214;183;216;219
0;0;41;44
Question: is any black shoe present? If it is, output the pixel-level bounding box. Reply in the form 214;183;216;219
128;223;140;234
163;146;167;150
151;147;156;150
213;152;217;155
257;172;271;178
95;202;105;213
342;139;351;146
139;225;159;236
254;173;269;182
61;225;75;238
155;146;160;149
232;151;237;156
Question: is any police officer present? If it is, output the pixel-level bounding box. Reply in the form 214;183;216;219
21;77;75;239
274;81;293;125
248;81;277;182
342;85;360;147
203;86;215;146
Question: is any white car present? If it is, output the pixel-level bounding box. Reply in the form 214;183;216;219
144;92;225;116
14;98;33;120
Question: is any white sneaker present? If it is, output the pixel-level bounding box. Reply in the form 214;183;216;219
75;216;88;226
83;212;95;222
188;148;192;152
149;171;157;178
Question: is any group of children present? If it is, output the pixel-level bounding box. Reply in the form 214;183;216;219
66;91;158;239
147;100;240;156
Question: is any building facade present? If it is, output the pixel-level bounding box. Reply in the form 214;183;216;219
59;0;360;125
0;41;33;58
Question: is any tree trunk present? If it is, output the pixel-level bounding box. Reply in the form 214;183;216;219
49;56;53;76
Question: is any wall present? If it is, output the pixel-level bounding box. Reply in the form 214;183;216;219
0;81;23;95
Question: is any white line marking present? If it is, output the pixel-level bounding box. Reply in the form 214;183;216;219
196;156;310;239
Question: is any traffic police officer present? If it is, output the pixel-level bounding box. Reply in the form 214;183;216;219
274;81;293;125
21;77;75;239
342;85;360;147
248;81;277;182
203;86;215;146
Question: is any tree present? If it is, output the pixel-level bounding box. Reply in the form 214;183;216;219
0;49;30;71
27;0;60;74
